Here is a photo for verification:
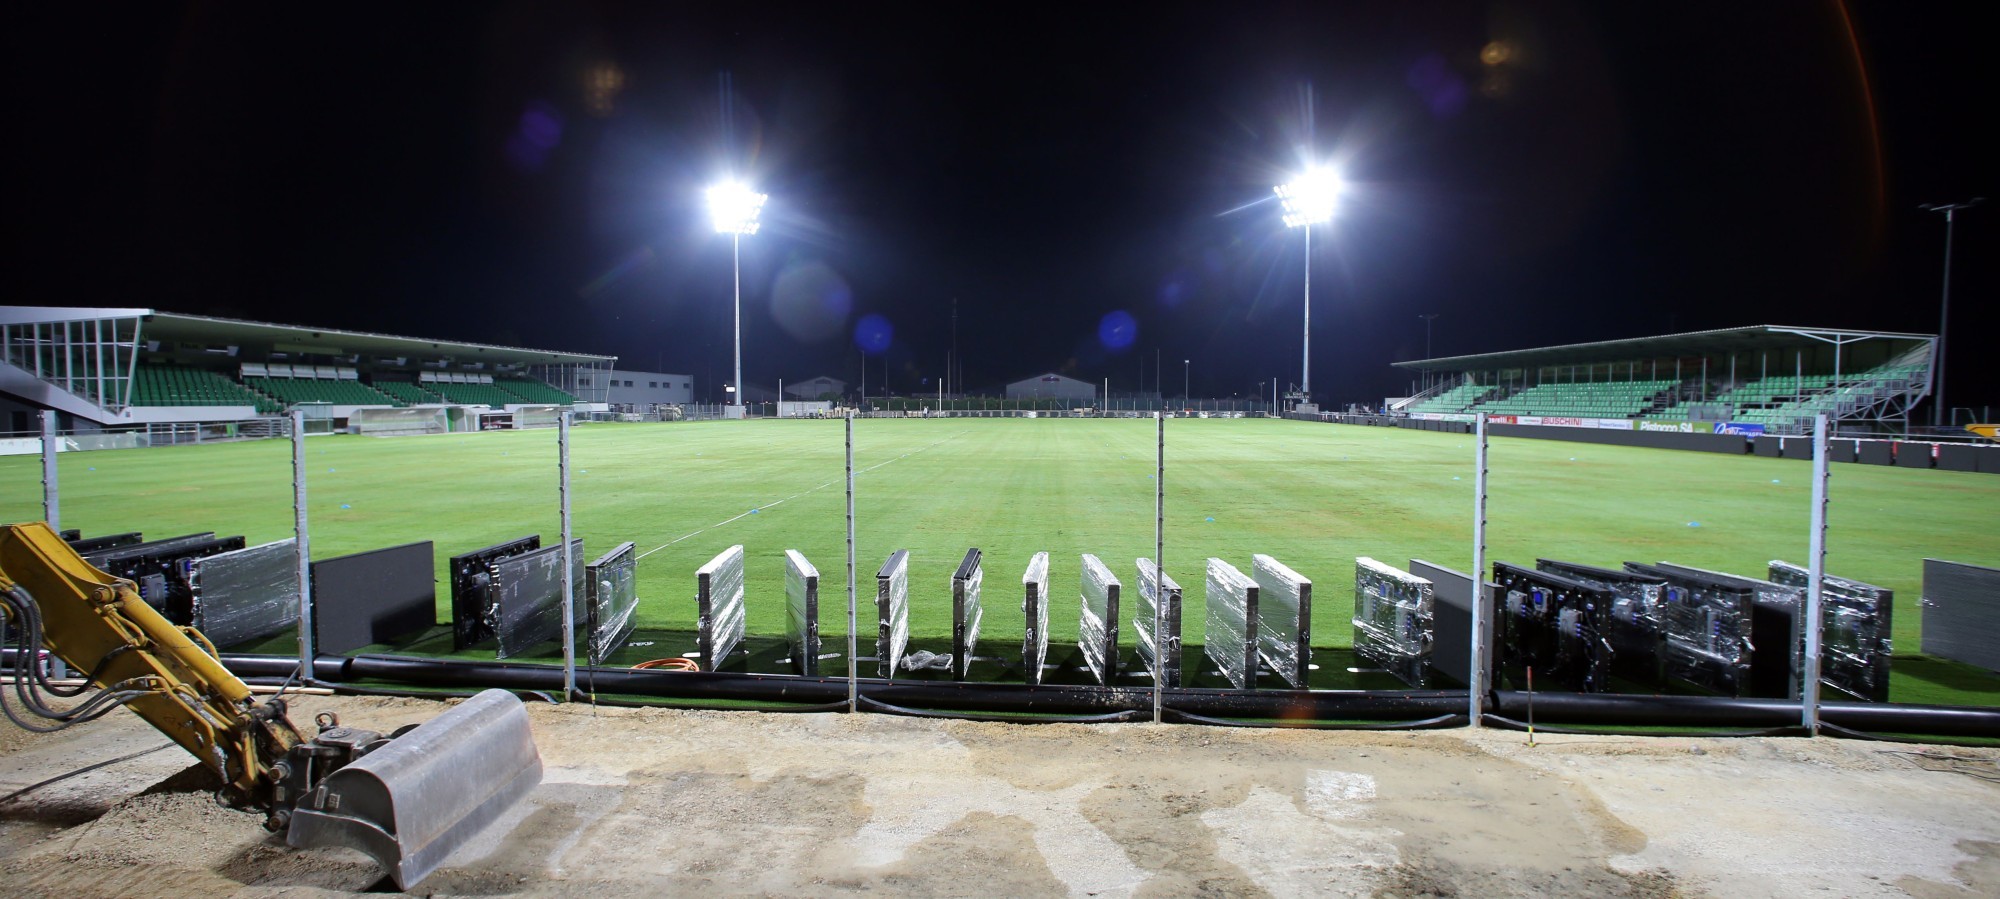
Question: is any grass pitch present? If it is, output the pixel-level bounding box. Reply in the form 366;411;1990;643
4;418;1996;704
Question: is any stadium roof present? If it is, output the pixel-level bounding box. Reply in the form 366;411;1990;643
1392;325;1935;371
1;306;615;365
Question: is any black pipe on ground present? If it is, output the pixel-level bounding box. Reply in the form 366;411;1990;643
313;653;1468;721
24;651;1995;738
1492;691;2000;738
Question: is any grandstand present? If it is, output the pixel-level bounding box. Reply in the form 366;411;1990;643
0;306;614;434
1396;326;1937;435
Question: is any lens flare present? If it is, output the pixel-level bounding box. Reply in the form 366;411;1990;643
854;314;893;354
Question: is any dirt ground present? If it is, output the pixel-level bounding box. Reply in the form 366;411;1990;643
2;695;1997;898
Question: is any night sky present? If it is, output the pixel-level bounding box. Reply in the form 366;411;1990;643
8;3;1994;409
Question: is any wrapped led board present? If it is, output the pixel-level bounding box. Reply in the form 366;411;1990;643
1492;562;1614;693
876;549;910;678
1078;553;1121;685
186;538;299;648
696;544;746;671
1623;562;1755;696
67;531;142;554
1352;557;1433;688
90;533;244;622
1767;560;1892;702
1134;558;1182;687
585;542;638;667
489;538;583;660
1205;558;1260;690
1252;554;1311;688
1536;559;1668;689
1022;552;1050;685
952;548;983;680
785;550;822;676
1650;562;1803;700
450;535;541;650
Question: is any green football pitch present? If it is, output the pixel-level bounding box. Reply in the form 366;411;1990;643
4;418;1996;704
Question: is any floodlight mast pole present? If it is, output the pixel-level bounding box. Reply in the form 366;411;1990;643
732;231;742;413
1302;223;1311;398
1921;198;1982;428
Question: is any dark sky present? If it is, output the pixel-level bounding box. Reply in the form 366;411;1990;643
8;2;1994;409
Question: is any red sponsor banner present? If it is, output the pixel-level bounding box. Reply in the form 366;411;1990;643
1542;416;1585;427
1488;414;1517;424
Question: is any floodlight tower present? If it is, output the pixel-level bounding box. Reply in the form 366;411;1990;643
1919;198;1983;428
708;181;767;414
1274;168;1340;402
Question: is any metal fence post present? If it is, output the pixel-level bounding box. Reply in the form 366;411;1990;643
1802;413;1830;734
39;411;59;531
1468;412;1490;727
1153;409;1165;724
559;412;576;701
846;410;858;713
291;410;315;682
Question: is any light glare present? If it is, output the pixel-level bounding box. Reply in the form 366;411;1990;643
707;181;767;234
1274;168;1340;228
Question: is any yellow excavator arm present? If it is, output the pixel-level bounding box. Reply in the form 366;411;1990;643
0;521;301;806
0;522;541;889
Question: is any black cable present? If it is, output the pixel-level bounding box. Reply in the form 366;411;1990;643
0;743;176;805
1163;708;1466;730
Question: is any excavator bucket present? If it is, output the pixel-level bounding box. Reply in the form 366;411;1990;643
286;689;543;890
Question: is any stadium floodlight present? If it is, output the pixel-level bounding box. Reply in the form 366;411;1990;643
1918;197;1983;428
708;180;767;414
707;181;767;235
1275;167;1341;400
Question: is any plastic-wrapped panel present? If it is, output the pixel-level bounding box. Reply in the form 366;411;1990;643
1624;562;1755;696
449;536;541;650
952;549;983;680
311;542;436;655
1536;559;1668;689
1205;558;1260;690
186;539;299;648
490;538;583;660
1409;559;1491;688
1022;552;1050;685
696;545;746;671
1921;559;2000;673
785;550;821;676
876;549;910;678
1492;562;1614;692
1078;554;1121;684
1134;558;1182;687
1252;554;1312;688
1767;560;1893;702
1652;562;1804;700
585;542;638;666
91;534;244;622
1352;557;1433;688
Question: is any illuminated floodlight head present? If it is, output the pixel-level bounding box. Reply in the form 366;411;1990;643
707;181;767;235
1274;168;1340;228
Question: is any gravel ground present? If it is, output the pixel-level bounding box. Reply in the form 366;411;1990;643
2;695;1997;897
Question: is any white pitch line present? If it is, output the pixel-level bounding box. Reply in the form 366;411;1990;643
634;430;967;561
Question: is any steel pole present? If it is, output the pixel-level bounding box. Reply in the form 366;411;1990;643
39;411;58;530
1802;414;1830;733
1934;209;1956;427
845;410;857;712
732;231;743;412
1468;412;1490;726
1302;223;1312;398
291;410;315;683
1153;410;1165;723
559;412;576;700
